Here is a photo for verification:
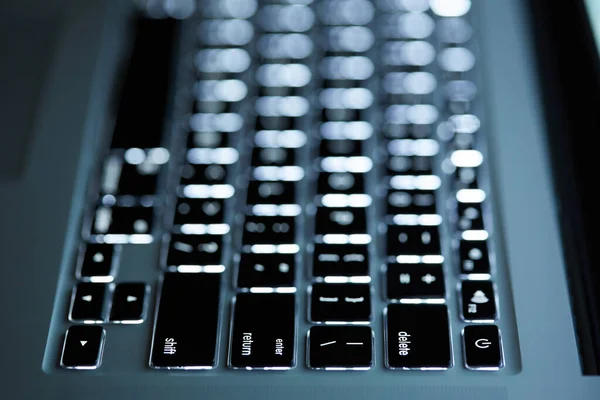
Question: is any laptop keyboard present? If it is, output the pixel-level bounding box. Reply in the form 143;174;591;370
56;0;509;373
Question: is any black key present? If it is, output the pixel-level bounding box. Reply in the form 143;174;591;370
77;244;120;281
150;272;221;369
386;263;445;300
252;147;295;167
100;153;164;197
173;199;225;226
90;206;154;241
112;18;177;148
387;190;437;215
452;166;479;190
456;202;485;231
308;326;373;370
319;140;363;157
247;181;296;205
111;18;177;149
463;325;504;370
312;244;369;277
383;123;434;140
180;163;227;185
387;156;433;176
187;131;228;148
385;304;452;369
310;283;371;323
109;283;149;323
318;172;365;194
256;116;295;131
165;234;223;267
60;326;105;369
229;293;296;369
459;240;491;275
315;207;367;235
242;216;295;245
69;283;107;323
387;225;441;256
460;281;497;322
237;253;295;288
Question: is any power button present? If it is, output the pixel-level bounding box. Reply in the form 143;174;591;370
463;325;504;370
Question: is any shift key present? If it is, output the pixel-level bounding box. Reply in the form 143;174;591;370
150;272;221;369
229;293;296;369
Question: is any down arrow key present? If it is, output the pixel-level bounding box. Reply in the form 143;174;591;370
61;326;105;369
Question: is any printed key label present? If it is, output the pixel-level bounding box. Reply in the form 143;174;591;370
398;331;412;356
275;338;284;355
241;333;253;356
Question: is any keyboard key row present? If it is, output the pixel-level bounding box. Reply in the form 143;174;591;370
62;321;504;371
63;284;503;371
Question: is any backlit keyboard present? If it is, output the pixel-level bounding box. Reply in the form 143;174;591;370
55;0;509;373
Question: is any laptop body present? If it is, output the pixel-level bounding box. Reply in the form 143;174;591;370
0;0;599;399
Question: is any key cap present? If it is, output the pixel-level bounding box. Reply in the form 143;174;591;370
100;152;166;197
319;140;363;157
386;263;445;300
437;17;473;44
452;166;479;190
111;18;176;149
188;131;229;149
308;326;373;370
247;181;295;205
229;293;296;369
315;207;367;235
312;244;369;277
242;216;295;245
150;272;221;369
459;239;491;275
165;234;223;267
460;281;497;322
60;326;105;370
109;283;149;323
385;304;452;369
252;147;295;167
387;190;437;216
463;325;504;370
387;225;441;257
77;243;120;282
90;206;154;243
387;156;434;176
310;283;371;323
318;172;365;194
69;283;107;323
180;163;227;185
237;253;295;288
173;199;225;226
456;202;485;231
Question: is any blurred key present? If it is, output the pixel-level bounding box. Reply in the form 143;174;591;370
111;18;177;149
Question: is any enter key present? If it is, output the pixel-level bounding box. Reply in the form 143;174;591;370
229;293;296;370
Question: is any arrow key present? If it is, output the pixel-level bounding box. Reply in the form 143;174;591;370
109;283;149;324
69;283;108;323
61;325;105;369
